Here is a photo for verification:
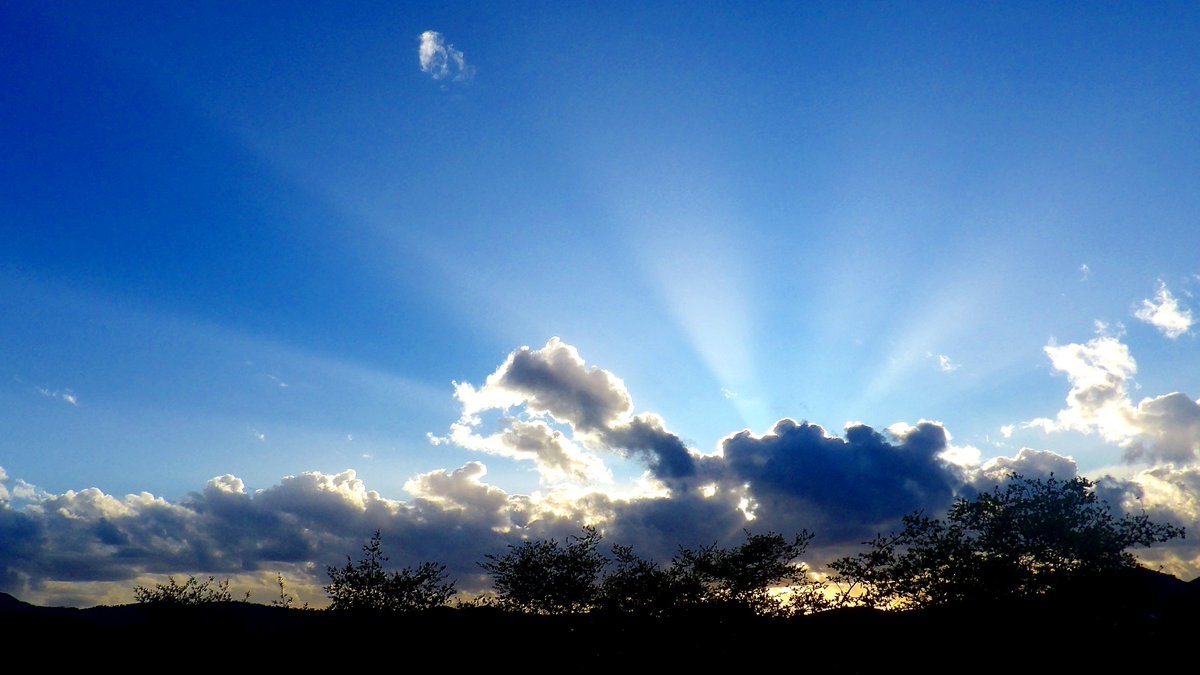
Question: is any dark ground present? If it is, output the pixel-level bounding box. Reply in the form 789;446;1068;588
4;568;1198;669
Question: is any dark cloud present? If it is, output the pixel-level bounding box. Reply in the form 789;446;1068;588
450;338;695;482
710;419;961;542
604;414;696;480
486;338;632;432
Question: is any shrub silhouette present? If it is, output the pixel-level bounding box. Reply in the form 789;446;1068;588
325;531;456;612
133;575;238;605
830;473;1185;609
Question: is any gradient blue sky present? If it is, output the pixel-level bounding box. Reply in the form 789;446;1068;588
3;2;1200;605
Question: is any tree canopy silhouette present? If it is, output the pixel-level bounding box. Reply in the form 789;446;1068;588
325;531;456;612
480;527;825;616
479;526;607;614
667;530;826;616
830;473;1185;609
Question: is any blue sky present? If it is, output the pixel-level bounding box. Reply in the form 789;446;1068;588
3;2;1200;606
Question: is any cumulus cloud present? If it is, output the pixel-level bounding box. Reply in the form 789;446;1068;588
0;462;597;606
442;338;695;484
418;31;473;82
706;419;963;542
1020;336;1200;464
1096;465;1200;580
1026;337;1140;442
969;447;1079;487
441;417;614;483
1135;281;1194;339
1123;393;1200;464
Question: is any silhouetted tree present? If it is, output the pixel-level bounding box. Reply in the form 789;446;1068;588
325;531;456;612
671;530;827;616
479;526;606;614
830;473;1185;609
134;575;240;605
482;527;826;617
597;543;678;616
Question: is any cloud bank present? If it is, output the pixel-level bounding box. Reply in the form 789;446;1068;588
4;337;1199;606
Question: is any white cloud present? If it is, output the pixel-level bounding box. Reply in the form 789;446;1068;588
1027;337;1140;442
439;417;612;484
418;31;474;82
1080;263;1090;281
925;352;959;373
971;448;1078;486
938;443;982;468
1020;336;1200;464
1134;281;1193;339
36;386;78;406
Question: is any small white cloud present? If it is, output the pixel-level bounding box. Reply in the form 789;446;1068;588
36;386;79;406
1000;424;1015;439
1080;264;1090;281
419;31;474;82
1135;281;1194;339
926;353;959;373
253;431;267;442
721;388;738;400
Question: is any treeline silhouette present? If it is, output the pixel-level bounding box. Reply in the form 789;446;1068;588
4;474;1199;667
